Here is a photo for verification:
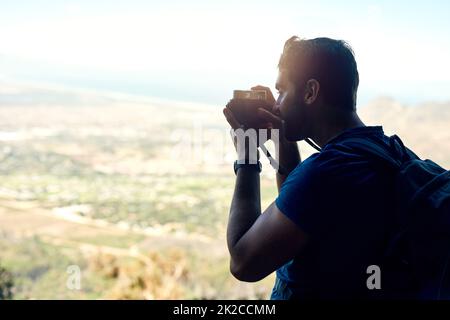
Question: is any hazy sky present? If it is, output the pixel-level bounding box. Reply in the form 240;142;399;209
0;0;449;106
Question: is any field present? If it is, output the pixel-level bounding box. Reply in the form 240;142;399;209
0;82;449;299
0;83;281;299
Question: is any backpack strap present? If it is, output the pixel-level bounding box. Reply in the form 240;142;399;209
339;134;417;170
339;134;450;299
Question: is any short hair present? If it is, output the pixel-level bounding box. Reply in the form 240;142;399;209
278;36;359;111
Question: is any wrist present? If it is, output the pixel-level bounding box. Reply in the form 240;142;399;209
277;139;297;149
276;143;300;175
234;160;262;175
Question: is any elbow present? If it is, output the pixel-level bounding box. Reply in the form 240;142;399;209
229;259;263;283
230;260;246;281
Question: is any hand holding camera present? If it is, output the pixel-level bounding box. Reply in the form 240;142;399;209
224;85;285;142
223;86;289;173
225;87;273;130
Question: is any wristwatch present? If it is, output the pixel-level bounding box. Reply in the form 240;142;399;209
233;160;262;175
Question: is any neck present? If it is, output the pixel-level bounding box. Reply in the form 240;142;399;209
310;108;365;148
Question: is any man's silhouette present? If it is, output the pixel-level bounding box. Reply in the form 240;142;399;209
223;36;400;299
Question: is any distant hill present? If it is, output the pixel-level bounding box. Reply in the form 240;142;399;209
359;97;450;168
1;80;449;168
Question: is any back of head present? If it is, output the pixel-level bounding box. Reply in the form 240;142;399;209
278;36;359;111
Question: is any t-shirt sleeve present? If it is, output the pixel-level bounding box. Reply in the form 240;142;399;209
275;153;336;236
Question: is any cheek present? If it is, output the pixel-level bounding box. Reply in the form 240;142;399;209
283;100;307;138
281;95;299;120
279;95;293;117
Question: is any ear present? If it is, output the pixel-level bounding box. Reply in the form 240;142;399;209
303;79;320;105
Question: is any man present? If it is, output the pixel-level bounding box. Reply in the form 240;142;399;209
223;36;399;299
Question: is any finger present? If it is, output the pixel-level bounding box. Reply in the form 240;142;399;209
251;85;275;103
229;128;238;148
224;108;242;130
257;108;282;125
223;108;241;130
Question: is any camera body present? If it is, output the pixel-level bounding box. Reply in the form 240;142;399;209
226;90;272;129
233;90;267;100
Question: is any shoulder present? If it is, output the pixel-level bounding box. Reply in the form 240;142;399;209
290;145;366;176
284;143;380;190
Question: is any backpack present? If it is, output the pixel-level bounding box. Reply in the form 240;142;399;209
340;134;450;299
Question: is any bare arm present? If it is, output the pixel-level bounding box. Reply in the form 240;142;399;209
223;106;308;282
223;85;307;282
276;140;301;192
227;161;307;282
227;166;261;251
256;106;301;192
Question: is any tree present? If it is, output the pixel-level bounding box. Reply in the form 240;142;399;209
0;263;14;300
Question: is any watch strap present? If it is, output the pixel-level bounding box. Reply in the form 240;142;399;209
234;160;262;175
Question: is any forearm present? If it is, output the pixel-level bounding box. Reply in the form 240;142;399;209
276;140;301;192
227;167;261;253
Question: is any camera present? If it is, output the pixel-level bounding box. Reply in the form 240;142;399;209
233;90;267;100
226;90;272;129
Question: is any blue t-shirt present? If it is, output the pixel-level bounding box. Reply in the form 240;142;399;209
271;126;397;299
